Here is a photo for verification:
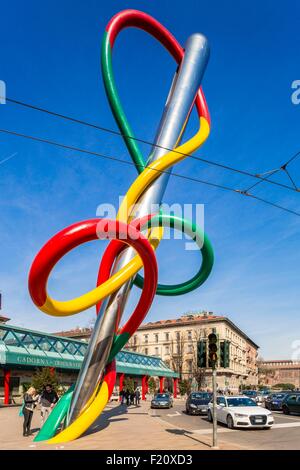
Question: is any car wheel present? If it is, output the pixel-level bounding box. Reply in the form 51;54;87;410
207;410;213;422
227;415;234;429
283;405;290;415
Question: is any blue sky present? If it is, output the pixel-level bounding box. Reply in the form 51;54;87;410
0;0;299;359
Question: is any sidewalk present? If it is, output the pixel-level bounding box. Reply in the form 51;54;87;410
0;401;242;450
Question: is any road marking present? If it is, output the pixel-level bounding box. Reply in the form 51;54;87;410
191;428;234;435
189;421;300;435
272;422;300;429
166;411;181;417
273;414;300;421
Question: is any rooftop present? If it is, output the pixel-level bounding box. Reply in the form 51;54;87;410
53;327;92;338
0;315;10;323
139;312;225;329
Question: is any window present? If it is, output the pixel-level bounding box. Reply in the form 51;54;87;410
154;334;159;343
187;331;192;340
176;331;180;341
133;335;137;345
187;360;193;373
155;347;159;356
187;344;193;354
165;345;170;355
165;332;170;341
217;397;226;406
144;348;148;355
144;334;148;344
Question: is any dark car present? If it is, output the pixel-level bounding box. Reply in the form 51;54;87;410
282;393;300;415
265;392;287;411
151;393;173;409
242;390;264;405
185;392;212;415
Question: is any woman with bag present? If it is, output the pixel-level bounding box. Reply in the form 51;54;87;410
22;387;39;436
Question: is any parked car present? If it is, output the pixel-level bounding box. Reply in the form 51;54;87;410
282;393;300;415
242;390;264;405
185;392;212;415
208;395;274;429
265;392;287;411
151;393;173;409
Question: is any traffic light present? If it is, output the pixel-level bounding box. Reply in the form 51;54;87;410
220;340;230;368
197;340;207;368
208;332;218;368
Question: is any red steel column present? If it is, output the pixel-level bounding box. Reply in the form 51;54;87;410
142;375;147;400
159;376;164;393
173;378;178;398
49;367;55;375
145;376;149;394
4;369;11;405
119;373;125;401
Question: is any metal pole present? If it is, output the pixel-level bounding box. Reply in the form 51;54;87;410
67;33;210;424
212;367;218;449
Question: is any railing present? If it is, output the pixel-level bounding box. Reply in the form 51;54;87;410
0;323;88;357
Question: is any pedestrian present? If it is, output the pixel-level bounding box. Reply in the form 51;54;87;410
23;387;39;437
120;389;125;405
135;388;141;405
39;384;59;425
130;390;135;405
125;389;130;406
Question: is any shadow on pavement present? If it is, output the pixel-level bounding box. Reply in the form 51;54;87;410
82;403;143;438
165;428;211;448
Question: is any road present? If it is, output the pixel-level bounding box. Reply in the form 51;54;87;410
149;402;300;450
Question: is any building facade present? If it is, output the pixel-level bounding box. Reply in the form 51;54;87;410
0;323;178;404
125;312;259;393
258;360;300;389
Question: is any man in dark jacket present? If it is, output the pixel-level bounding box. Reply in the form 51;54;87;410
39;384;59;425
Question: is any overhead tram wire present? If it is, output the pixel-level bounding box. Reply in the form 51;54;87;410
0;126;299;217
3;96;300;194
244;150;300;193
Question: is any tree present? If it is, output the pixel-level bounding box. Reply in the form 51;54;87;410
193;368;206;390
123;377;134;393
170;332;185;379
32;367;59;393
272;383;295;391
148;377;156;395
179;379;191;396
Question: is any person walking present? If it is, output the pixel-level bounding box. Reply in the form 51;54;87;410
23;387;39;437
135;388;141;406
120;389;125;405
39;384;59;425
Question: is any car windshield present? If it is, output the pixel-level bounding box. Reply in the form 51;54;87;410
243;391;257;396
155;394;169;399
190;393;211;400
227;397;257;407
272;394;285;399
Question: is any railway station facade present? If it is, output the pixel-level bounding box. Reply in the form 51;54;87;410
0;322;179;405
